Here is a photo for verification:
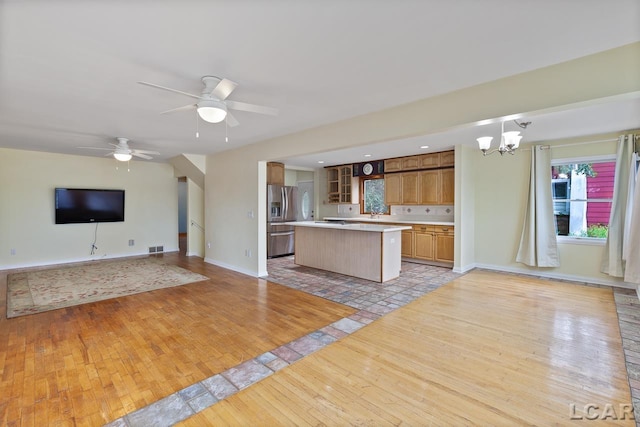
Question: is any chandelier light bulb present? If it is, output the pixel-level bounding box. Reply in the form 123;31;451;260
477;136;493;151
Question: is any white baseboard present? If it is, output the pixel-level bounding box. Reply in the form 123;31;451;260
204;257;259;278
453;263;477;274
2;251;158;273
473;262;635;289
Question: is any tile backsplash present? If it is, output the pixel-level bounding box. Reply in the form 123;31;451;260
336;204;454;222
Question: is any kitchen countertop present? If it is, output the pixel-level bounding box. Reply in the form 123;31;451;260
323;217;455;226
285;221;411;233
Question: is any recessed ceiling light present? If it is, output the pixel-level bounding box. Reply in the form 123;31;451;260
420;145;429;149
364;154;372;157
317;160;324;164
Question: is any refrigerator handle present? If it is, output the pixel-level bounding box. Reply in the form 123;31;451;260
281;187;287;220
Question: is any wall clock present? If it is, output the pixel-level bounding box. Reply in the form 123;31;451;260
362;163;374;175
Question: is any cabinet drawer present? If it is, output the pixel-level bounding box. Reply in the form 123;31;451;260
412;224;435;232
434;225;454;234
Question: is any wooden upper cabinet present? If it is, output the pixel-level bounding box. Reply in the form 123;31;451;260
419;153;440;169
440;168;455;204
401;156;420;171
439;151;455;167
418;170;440;204
339;165;353;203
384;174;402;205
384;158;403;173
401;172;419;204
267;162;285;186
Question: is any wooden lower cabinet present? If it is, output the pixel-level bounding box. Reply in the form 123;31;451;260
414;228;435;260
399;224;454;265
434;226;454;263
401;230;414;258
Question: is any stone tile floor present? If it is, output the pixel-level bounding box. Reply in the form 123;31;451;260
613;287;640;425
106;260;640;426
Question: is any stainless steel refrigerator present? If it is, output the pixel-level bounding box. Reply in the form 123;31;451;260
267;185;298;258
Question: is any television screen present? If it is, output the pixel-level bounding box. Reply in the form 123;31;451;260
55;188;125;224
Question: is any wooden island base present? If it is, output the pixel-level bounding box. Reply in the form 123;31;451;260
292;222;410;282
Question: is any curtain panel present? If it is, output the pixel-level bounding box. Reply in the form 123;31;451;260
601;134;635;277
516;145;560;267
624;151;640;283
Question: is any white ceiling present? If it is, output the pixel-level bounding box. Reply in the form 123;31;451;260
1;1;639;168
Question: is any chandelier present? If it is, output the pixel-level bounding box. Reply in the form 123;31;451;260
477;120;531;156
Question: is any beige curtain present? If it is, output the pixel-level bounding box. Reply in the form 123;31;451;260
516;145;560;267
601;134;635;277
624;151;640;283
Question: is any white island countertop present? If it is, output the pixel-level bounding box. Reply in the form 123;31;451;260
285;221;411;233
323;217;454;226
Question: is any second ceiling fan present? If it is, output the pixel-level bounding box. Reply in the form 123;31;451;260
138;76;278;127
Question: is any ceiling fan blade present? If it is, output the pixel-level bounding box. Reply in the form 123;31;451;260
160;104;197;115
78;146;113;151
138;81;201;100
226;100;278;116
132;149;160;155
226;112;239;127
132;152;153;160
211;78;238;101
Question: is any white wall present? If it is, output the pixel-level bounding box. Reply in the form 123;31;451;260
472;132;634;287
0;148;178;269
187;178;205;257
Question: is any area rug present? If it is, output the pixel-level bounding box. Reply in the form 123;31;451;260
6;257;209;318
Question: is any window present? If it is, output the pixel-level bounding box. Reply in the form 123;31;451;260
361;176;388;214
551;156;615;240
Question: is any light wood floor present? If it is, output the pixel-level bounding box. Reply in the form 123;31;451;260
0;253;356;426
181;269;635;426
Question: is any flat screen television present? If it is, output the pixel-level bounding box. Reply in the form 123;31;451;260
55;188;125;224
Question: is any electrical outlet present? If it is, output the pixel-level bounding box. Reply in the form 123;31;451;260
247;210;254;219
244;249;252;257
10;248;16;255
128;239;134;246
207;242;211;249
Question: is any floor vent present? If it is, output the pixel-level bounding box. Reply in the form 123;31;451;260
148;246;164;254
156;245;164;253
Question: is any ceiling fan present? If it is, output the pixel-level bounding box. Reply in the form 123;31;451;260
80;137;160;161
137;75;278;127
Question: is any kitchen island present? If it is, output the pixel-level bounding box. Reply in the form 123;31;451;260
287;221;411;282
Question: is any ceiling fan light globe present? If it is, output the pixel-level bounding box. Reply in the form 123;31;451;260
114;153;132;161
197;100;227;123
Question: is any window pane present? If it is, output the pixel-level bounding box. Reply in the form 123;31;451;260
551;160;614;238
363;178;388;214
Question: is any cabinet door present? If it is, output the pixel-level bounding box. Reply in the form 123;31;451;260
384;174;402;205
439;151;455;167
339;166;352;203
440;168;455;205
401;172;419;204
267;162;285;186
414;231;435;260
435;233;454;263
401;230;414;257
419;153;439;169
384;158;403;172
418;170;440;204
401;156;420;171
